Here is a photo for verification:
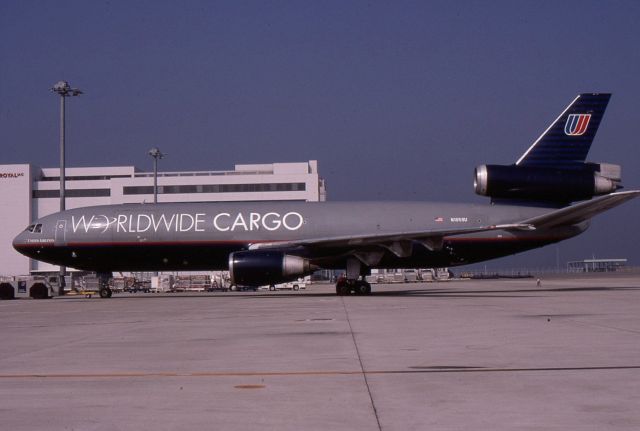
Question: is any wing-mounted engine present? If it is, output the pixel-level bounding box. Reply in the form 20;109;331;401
228;250;314;286
474;163;622;203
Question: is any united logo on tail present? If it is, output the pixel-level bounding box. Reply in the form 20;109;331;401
564;113;591;136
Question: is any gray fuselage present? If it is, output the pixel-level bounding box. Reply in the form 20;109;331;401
13;200;585;272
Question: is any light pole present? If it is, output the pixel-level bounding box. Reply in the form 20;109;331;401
148;147;164;203
51;81;82;295
148;148;164;279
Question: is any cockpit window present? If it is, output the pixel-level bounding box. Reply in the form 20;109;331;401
25;224;42;233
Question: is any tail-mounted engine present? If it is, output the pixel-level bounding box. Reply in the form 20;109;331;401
228;250;313;286
474;163;621;203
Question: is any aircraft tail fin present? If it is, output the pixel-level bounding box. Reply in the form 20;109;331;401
476;93;622;204
516;93;611;168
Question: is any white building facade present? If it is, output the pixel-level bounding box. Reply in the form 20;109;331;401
1;161;326;275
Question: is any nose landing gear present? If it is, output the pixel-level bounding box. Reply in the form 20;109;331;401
97;272;113;298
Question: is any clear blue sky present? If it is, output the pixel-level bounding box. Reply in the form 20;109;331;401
1;1;639;269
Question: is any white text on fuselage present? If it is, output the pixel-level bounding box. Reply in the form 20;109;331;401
70;212;305;234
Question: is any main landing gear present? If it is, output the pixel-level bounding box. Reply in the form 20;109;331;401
335;276;371;296
336;257;373;295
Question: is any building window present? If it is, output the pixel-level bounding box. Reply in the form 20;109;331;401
122;186;154;195
39;174;131;181
122;183;306;195
33;189;111;198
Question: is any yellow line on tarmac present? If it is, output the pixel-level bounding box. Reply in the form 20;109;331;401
0;365;638;380
0;370;365;379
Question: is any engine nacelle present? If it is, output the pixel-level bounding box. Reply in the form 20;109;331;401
228;251;313;286
474;164;620;202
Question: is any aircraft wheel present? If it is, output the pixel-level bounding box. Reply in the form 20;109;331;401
30;283;48;299
356;281;371;295
0;283;14;300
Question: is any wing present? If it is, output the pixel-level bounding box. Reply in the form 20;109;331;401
521;190;640;229
249;191;638;265
249;223;533;257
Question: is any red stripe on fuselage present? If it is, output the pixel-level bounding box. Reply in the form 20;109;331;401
16;235;563;249
65;239;276;247
446;235;563;243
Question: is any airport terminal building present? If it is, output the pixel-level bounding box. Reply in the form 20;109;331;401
1;161;326;276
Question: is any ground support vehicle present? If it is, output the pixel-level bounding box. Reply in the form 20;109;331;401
0;276;58;299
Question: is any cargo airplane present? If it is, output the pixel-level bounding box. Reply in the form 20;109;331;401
13;93;639;297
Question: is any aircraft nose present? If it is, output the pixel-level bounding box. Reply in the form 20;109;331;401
13;230;28;253
13;232;27;252
12;225;41;257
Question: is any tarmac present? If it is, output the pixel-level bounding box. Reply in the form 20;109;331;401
1;275;640;430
